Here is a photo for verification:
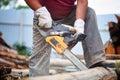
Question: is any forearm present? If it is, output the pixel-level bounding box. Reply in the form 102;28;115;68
76;0;88;20
24;0;42;11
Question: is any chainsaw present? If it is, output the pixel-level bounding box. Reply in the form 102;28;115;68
36;22;88;70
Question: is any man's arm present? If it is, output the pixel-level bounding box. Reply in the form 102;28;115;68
24;0;52;28
73;0;88;36
76;0;88;20
24;0;42;11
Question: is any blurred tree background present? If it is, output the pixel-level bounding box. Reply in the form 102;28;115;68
0;0;12;8
0;0;30;56
0;0;29;9
13;42;31;56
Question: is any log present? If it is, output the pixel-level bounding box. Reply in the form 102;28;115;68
116;46;120;54
0;64;11;75
104;40;115;54
0;51;29;69
50;58;85;67
29;67;117;80
0;58;28;69
0;32;17;54
0;32;11;49
106;54;120;60
50;58;74;67
75;54;120;60
10;69;57;77
0;51;29;61
0;58;16;67
11;69;29;77
104;40;120;55
0;44;17;54
50;59;120;74
50;58;120;67
62;53;120;60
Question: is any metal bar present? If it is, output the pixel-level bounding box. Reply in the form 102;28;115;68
63;49;88;70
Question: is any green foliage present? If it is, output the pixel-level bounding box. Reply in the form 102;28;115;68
16;5;29;9
0;0;29;9
115;61;120;70
0;0;11;8
6;75;12;80
13;42;31;56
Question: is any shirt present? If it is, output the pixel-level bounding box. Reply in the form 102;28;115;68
39;0;76;19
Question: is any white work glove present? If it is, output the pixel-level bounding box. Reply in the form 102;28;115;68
74;18;85;37
34;7;52;28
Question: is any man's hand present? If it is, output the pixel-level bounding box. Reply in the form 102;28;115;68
74;18;85;37
35;7;52;28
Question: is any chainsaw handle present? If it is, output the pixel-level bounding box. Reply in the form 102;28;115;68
45;36;68;54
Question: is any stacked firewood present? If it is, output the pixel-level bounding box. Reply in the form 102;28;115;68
0;51;29;69
0;32;29;69
0;32;29;79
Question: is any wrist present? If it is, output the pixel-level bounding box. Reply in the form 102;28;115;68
74;18;85;28
35;6;47;13
74;18;85;33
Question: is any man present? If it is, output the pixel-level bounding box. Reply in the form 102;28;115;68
25;0;113;77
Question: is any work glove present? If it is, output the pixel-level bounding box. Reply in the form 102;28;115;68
73;18;85;37
34;7;52;28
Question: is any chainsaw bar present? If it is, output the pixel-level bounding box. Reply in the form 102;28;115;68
63;49;88;70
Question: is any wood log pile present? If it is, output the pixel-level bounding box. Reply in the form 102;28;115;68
0;32;29;79
0;51;29;69
0;32;29;69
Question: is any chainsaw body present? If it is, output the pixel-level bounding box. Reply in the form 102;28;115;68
36;22;88;70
